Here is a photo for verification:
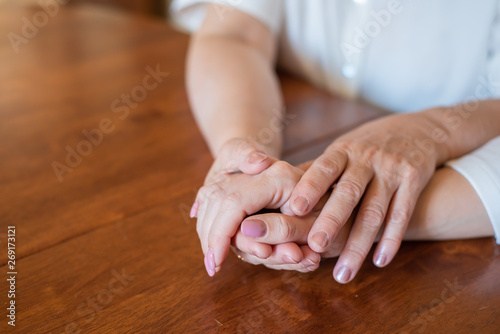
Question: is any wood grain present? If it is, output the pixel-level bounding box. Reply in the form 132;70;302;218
1;3;498;333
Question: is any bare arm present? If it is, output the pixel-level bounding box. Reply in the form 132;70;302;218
404;167;493;240
187;5;283;157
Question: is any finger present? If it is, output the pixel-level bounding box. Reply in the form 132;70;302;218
232;228;273;259
308;163;373;253
196;184;225;257
332;177;394;284
240;212;317;244
206;139;273;184
207;161;302;275
236;243;304;265
261;245;322;273
235;244;321;272
288;149;348;216
373;184;418;268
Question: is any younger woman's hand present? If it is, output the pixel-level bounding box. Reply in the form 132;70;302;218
191;138;273;218
195;159;304;276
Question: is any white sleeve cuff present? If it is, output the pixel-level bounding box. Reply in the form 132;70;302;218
445;136;500;244
169;0;283;35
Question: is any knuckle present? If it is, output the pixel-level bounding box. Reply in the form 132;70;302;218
276;215;296;240
299;178;324;197
318;212;343;231
389;208;411;226
271;160;292;173
359;204;386;227
236;139;251;156
267;161;298;181
336;179;363;201
207;172;225;186
381;235;402;250
399;160;420;180
344;242;369;263
206;185;225;201
223;191;242;206
314;157;340;178
332;140;351;152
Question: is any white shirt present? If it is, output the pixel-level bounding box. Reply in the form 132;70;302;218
170;0;500;242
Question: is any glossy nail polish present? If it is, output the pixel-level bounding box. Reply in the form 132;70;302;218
282;256;298;264
241;219;267;237
375;253;387;267
311;231;329;249
336;266;351;283
292;196;309;214
205;249;216;277
204;255;214;277
248;152;267;164
190;202;199;218
306;258;316;266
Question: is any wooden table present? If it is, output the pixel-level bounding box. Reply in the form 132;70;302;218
1;3;499;333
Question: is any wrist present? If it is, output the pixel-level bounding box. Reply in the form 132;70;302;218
418;108;453;166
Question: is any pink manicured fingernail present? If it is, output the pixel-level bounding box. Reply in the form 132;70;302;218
241;219;267;237
282;255;298;264
248;152;267;164
292;196;309;214
375;253;387;267
204;254;215;277
335;266;351;284
306;258;316;266
190;202;199;218
311;231;329;249
205;249;216;277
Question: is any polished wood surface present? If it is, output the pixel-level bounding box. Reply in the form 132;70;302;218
70;0;167;17
1;3;499;333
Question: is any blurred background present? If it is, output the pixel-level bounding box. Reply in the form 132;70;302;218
0;0;171;17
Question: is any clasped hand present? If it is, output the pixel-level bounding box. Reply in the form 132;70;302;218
193;112;444;283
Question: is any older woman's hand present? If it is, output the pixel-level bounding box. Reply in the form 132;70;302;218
285;111;448;283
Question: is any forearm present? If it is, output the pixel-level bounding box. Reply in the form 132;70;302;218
187;32;283;158
404;167;493;241
423;99;500;164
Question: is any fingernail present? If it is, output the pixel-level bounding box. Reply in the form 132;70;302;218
375;253;387;267
335;266;352;283
307;265;317;271
248;152;268;164
190;202;199;218
204;249;216;277
292;196;309;214
282;255;298;264
311;231;329;249
241;219;267;237
306;258;316;266
204;254;215;277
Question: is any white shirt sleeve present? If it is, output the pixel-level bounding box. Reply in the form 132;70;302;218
446;136;500;244
486;2;500;98
169;0;283;35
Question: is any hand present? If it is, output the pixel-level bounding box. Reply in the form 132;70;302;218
285;112;446;283
191;138;273;218
231;193;354;272
195;156;304;276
